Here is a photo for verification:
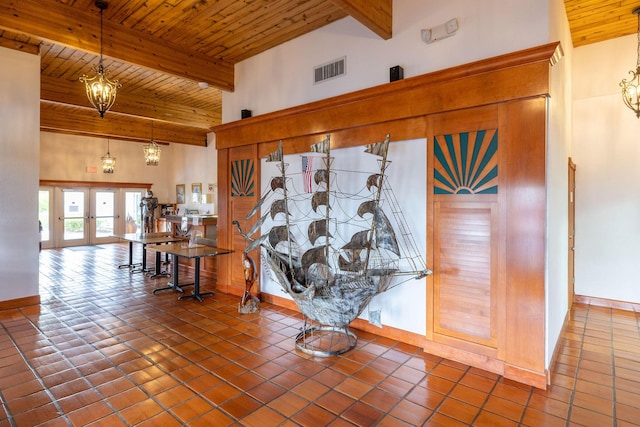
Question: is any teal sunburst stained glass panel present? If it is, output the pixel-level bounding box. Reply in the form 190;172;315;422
231;159;255;197
434;129;498;195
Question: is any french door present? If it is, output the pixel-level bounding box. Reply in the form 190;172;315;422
57;188;119;247
39;185;147;249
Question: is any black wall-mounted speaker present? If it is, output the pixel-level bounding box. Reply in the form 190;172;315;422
390;65;404;82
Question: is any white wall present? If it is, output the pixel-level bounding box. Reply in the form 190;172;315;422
572;34;640;303
546;0;573;366
224;0;550;121
222;0;560;335
0;47;40;301
40;132;218;214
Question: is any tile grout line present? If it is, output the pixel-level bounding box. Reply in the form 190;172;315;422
563;305;587;427
0;320;71;427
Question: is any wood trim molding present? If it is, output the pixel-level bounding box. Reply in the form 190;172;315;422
504;364;548;390
40;180;153;189
213;42;561;149
574;294;640;312
0;295;40;311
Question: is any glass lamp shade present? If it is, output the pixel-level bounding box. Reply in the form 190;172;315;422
80;64;120;119
101;152;116;173
621;67;640;118
144;140;161;166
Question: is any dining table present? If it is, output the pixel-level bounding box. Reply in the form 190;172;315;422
112;232;186;276
150;241;233;302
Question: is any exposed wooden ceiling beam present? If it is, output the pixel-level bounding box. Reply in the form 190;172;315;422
332;0;392;39
0;34;39;54
40;102;208;147
41;74;219;129
0;0;235;91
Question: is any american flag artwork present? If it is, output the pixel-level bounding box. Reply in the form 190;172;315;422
302;156;313;193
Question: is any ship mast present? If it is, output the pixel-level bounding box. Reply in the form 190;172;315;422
276;141;295;273
363;134;391;272
322;135;331;283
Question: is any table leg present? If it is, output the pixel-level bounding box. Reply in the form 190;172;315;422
118;241;142;270
147;244;171;278
179;257;214;302
153;253;193;294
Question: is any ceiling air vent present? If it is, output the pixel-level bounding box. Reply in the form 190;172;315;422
314;57;346;84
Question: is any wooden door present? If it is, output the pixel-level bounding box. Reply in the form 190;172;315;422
568;158;576;310
217;144;260;296
428;105;503;355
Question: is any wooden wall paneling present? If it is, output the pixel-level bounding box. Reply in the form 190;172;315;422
213;44;557;388
502;97;547;388
253;117;428;158
216;148;233;295
425;118;435;343
224;144;261;297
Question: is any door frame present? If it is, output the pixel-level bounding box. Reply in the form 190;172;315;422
38;187;55;250
57;187;91;247
568;158;576;310
40;181;151;248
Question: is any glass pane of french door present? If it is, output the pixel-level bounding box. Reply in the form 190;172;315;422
92;190;118;244
125;191;143;233
61;189;88;245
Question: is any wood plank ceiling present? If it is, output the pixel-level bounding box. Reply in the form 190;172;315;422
0;0;636;146
0;0;391;146
564;0;640;47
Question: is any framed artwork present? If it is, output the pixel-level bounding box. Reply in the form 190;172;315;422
192;182;202;203
176;184;185;204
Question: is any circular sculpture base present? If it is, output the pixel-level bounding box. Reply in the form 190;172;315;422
295;325;357;357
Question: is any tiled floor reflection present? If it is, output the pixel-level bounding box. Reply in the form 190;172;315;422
0;243;637;426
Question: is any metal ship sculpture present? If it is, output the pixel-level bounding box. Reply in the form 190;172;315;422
234;134;431;355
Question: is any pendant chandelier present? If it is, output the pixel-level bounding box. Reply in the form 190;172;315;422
620;7;640;118
101;138;115;173
79;0;121;119
144;121;161;166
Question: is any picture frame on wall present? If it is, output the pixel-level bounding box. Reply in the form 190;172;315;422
192;183;202;203
176;184;185;204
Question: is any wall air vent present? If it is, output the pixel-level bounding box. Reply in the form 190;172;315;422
314;57;346;84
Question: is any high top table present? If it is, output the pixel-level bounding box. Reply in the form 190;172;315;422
150;242;232;302
112;232;186;276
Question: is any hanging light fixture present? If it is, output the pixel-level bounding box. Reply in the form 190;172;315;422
144;121;161;166
101;138;116;173
620;7;640;118
79;0;121;119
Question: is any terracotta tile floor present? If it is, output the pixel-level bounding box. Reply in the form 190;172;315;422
0;243;638;426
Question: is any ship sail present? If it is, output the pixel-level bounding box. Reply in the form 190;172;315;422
308;219;332;245
357;200;400;256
